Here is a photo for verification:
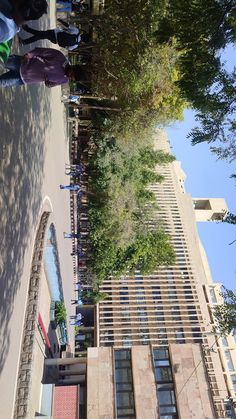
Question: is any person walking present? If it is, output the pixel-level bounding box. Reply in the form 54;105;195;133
66;171;80;178
77;190;85;199
0;47;85;88
70;320;83;326
64;232;80;239
71;299;82;305
61;94;80;104
20;19;89;50
71;250;85;256
60;184;81;191
0;0;48;43
65;163;85;174
70;313;82;320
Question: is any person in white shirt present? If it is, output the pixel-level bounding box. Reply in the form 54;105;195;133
61;94;81;103
20;19;89;50
0;12;19;43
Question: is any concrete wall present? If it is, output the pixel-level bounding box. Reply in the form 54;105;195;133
131;346;158;419
87;347;114;419
169;344;216;419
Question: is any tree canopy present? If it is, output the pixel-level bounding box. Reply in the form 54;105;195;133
223;211;236;224
212;286;236;336
90;0;236;161
87;129;176;283
70;0;236;284
55;301;67;324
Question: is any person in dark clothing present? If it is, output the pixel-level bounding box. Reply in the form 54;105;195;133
0;48;87;88
0;0;48;43
16;0;48;21
20;19;89;50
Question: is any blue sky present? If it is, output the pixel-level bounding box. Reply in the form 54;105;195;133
166;109;236;291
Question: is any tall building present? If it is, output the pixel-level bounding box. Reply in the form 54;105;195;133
86;344;217;419
97;131;235;417
40;344;218;418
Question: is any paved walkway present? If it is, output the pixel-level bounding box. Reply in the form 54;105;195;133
0;6;76;418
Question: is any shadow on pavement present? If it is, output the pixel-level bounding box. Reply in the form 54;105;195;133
0;80;52;373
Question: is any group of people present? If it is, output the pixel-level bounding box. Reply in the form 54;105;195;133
0;0;48;44
57;0;88;13
0;0;90;87
70;312;83;326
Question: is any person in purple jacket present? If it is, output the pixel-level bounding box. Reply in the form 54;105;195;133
0;47;85;88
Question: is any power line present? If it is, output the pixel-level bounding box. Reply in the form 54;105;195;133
177;336;222;397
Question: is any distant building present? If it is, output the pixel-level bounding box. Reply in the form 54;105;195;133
206;284;236;402
96;131;235;417
37;132;236;418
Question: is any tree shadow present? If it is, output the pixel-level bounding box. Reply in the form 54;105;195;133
0;71;52;374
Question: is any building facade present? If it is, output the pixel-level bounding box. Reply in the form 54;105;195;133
97;131;235;417
41;344;217;419
86;344;217;419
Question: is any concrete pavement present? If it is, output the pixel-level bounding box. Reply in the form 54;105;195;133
0;7;76;418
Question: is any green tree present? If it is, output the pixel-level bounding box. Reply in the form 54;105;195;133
188;69;236;161
113;230;175;275
223;211;236;224
55;301;67;325
222;212;236;244
152;0;236;162
90;0;186;133
155;0;236;106
212;287;236;336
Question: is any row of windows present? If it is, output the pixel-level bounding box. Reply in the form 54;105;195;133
115;350;135;418
153;349;178;419
118;291;195;300
100;307;199;333
115;348;181;418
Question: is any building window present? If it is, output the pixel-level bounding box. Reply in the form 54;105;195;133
136;287;145;302
155;366;173;382
209;288;217;304
175;328;185;344
231;374;236;392
140;328;149;344
153;348;178;418
157;328;167;345
152;286;161;300
188;305;198;321
191;327;202;343
221;337;228;347
138;311;147;323
171;306;181;321
153;349;169;359
120;292;129;304
122;309;130;320
122;332;132;347
168;288;178;300
225;350;234;372
115;350;135;418
156;308;165;322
